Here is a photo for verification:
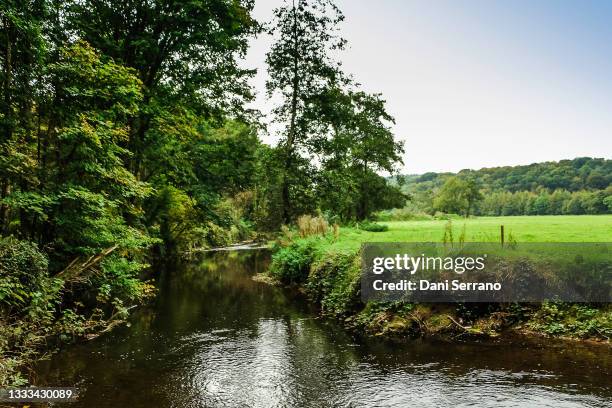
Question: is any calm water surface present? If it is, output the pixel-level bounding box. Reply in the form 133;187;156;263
35;250;611;407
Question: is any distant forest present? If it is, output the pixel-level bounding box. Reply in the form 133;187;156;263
393;158;611;217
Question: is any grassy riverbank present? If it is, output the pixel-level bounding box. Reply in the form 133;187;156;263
264;215;612;342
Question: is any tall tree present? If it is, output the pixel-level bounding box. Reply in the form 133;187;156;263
3;42;150;264
309;87;406;220
66;0;259;180
266;0;347;223
0;0;48;233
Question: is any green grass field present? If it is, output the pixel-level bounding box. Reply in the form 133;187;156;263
327;215;612;252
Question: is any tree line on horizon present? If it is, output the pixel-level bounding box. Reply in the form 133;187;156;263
390;157;611;218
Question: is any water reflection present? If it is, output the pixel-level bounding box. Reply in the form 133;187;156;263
35;250;611;407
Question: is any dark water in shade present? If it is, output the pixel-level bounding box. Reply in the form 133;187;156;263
33;250;611;407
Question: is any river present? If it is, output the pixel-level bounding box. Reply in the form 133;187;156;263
34;250;611;407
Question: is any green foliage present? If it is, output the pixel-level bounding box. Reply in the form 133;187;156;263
402;158;611;216
267;233;612;342
65;0;261;253
477;188;611;216
143;118;261;252
97;256;153;304
306;251;361;316
194;121;260;197
604;195;612;211
266;0;346;149
1;41;152;265
0;236;156;386
250;145;319;230
268;238;319;284
0;0;268;385
0;238;58;386
250;145;285;230
69;0;259;117
358;222;388;232
265;1;405;223
527;302;612;339
310;88;406;220
433;176;483;217
413;157;611;193
0;238;60;321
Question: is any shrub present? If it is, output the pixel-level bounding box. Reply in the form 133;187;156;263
374;208;433;221
268;238;319;284
204;222;233;247
0;238;63;386
358;222;388;232
306;251;362;316
0;238;61;321
98;255;155;304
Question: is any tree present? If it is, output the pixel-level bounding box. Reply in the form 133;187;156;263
0;0;48;233
309;87;405;220
463;178;483;217
604;195;612;212
66;0;260;250
433;176;482;217
66;0;259;184
586;169;608;189
18;42;150;261
266;0;347;223
67;0;259;118
143;119;262;250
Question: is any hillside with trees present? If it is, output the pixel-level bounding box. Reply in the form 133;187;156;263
387;158;611;218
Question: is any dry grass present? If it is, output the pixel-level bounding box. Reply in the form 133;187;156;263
332;223;340;241
297;215;328;238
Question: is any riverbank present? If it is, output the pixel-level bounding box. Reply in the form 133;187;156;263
0;237;159;387
262;217;612;343
0;229;264;386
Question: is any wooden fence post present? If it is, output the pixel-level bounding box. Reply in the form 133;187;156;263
500;225;505;247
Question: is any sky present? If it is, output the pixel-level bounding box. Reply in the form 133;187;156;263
243;0;612;174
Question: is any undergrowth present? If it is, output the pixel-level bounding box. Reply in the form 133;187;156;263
265;235;612;343
0;238;155;386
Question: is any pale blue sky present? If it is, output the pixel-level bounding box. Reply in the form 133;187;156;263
244;0;612;174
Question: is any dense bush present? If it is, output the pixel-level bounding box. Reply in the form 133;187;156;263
268;239;362;316
0;238;61;321
306;252;361;316
266;235;612;342
268;238;319;284
0;239;61;385
0;237;156;386
358;222;389;232
374;207;433;221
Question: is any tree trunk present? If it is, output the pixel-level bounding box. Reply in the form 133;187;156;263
280;0;300;224
0;17;13;232
357;160;368;220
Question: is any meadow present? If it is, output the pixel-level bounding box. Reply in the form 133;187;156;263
326;215;612;252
